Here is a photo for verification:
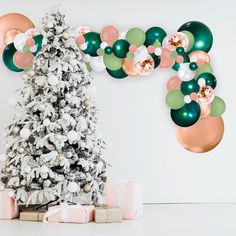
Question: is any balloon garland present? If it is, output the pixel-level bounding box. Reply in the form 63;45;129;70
0;12;226;153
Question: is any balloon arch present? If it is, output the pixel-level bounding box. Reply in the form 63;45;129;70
0;13;225;153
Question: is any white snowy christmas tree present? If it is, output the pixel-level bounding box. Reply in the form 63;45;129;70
1;8;107;205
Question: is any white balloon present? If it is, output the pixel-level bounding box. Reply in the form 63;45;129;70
14;33;28;51
134;45;149;63
178;63;196;81
89;56;106;72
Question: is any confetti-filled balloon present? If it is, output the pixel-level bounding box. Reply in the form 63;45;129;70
171;101;201;127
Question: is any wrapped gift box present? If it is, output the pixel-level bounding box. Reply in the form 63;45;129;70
104;181;143;220
95;206;122;223
0;190;19;220
20;211;45;222
44;203;94;224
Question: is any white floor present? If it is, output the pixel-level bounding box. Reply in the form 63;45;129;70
1;204;236;236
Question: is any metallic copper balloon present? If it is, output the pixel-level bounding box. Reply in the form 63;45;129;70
175;116;224;153
122;58;139;76
0;13;34;53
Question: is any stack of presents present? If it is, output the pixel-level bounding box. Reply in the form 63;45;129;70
0;181;143;224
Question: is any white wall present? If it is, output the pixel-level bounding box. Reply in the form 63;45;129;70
0;0;235;203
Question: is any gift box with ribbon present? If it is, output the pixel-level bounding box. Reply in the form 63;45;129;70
20;211;45;222
104;181;143;220
43;203;94;224
0;190;19;220
95;205;122;223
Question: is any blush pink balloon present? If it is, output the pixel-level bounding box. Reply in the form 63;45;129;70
189;50;210;65
13;51;34;69
159;48;175;68
200;103;211;119
167;76;182;91
101;25;119;46
26;37;35;47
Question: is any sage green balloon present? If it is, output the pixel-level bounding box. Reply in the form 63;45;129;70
125;27;146;47
166;90;185;109
181;30;195;52
178;21;213;53
195;62;213;78
210;96;226;117
103;53;122;70
2;43;23;72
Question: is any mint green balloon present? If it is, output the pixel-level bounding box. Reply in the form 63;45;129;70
125;27;146;47
195;62;213;78
166;90;185;110
210;96;226;117
103;53;122;70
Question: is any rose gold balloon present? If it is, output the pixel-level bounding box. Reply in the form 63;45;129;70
122;58;139;76
101;25;119;46
189;50;210;65
0;13;34;53
13;51;34;69
167;76;182;91
4;29;21;45
200;104;211;119
159;48;175;68
175;116;224;153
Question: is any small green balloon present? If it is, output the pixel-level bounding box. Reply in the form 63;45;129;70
103;53;122;70
144;27;167;46
125;27;146;47
97;48;104;56
195;62;213;78
166;90;185;109
33;34;43;56
106;67;128;79
2;43;23;72
181;79;200;95
104;46;113;55
150;53;160;68
126;51;134;59
153;41;161;48
23;45;30;54
189;62;198;71
171;101;201;127
113;39;130;58
197;72;217;89
181;30;195;52
178;21;213;53
83;32;101;57
210;96;226;117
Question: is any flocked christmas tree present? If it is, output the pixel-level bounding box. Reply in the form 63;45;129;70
1;8;107;205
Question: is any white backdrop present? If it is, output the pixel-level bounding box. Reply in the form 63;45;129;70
0;0;235;203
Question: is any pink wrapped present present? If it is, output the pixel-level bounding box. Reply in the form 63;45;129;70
0;190;19;220
105;181;143;220
44;203;94;224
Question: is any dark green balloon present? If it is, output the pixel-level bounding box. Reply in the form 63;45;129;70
83;32;101;57
144;27;167;46
197;72;217;89
181;79;200;95
2;43;23;72
106;67;128;79
171;101;200;127
178;21;213;53
33;34;43;56
149;53;160;68
104;46;113;55
113;39;130;58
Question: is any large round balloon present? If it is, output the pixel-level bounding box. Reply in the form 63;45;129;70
0;13;34;53
125;28;146;47
2;43;23;72
103;53;122;70
171;101;201;127
166;90;185;110
83;32;101;57
122;58;139;76
178;21;213;53
181;79;200;95
144;27;167;46
175;116;224;153
113;39;130;58
197;72;217;89
32;34;43;56
106;67;128;79
100;25;119;46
